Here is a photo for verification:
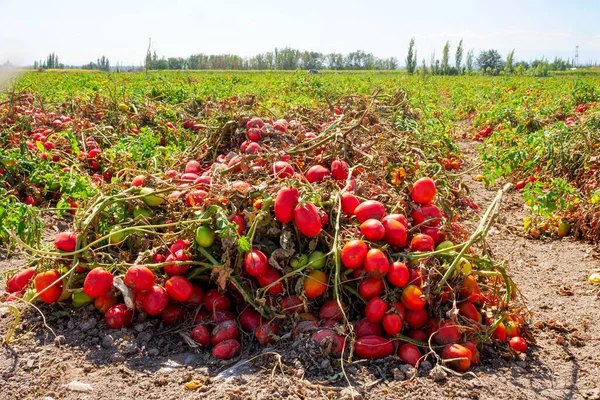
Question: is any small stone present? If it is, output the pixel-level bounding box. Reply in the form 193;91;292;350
429;365;447;382
112;353;125;362
137;332;152;344
134;323;146;333
320;359;330;370
80;318;97;331
102;335;114;348
392;368;405;381
420;360;433;371
339;387;363;400
54;335;66;346
148;348;160;356
400;364;415;376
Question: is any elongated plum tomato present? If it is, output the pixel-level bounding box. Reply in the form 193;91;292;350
34;270;63;304
401;284;426;311
124;266;155;292
405;308;429;329
204;289;232;312
185;160;201;174
360;219;386;241
213;339;241;360
239;310;262;331
398;343;422;366
341;193;360;216
382;219;408;247
411;203;442;227
272;161;294;178
54;231;77;252
165;276;193;302
294;202;322;236
464;341;480;365
190;325;211;348
358;277;385;300
355;318;383;338
229;215;246;235
255;321;279;345
435;321;462;345
410;234;435;252
212;320;239;346
304;270;328;298
244;249;269;277
281;296;304;314
312;329;345;355
341;240;369;269
274;187;299;224
387;261;409;288
95;293;117;314
458;301;482;323
442;344;471;371
353;335;394;359
382;313;403;335
364;249;389;277
365;297;388;323
354;200;386;223
305;165;330;183
411;177;436;204
83;267;114;298
382;214;409;228
143;285;169;315
6;267;36;293
256;267;284;295
105;303;133;329
331;160;349;180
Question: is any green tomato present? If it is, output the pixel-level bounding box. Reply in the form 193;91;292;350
140;187;164;207
290;254;308;269
133;207;152;220
118;103;129;112
195;226;215;248
435;240;454;253
109;225;129;245
72;291;94;308
308;251;327;269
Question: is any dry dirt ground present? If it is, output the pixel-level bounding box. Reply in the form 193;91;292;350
1;141;599;400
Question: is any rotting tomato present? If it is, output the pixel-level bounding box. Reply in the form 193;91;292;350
190;325;211;348
312;329;345;355
212;339;241;360
281;296;304;314
255;322;279;346
160;303;186;325
211;320;239;346
435;321;463;345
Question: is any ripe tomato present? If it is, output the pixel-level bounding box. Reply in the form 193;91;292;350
143;285;169;315
387;261;409;288
319;300;346;321
382;313;403;335
489;320;507;342
353;335;394;359
6;267;36;293
382;214;409;227
405;308;429;329
240;310;262;331
305;165;330;183
509;336;527;353
410;234;435;252
160;303;186;324
229;214;246;235
406;329;428;342
464;341;480;365
275;187;300;224
212;320;239;346
294;202;322;236
435;321;463;345
244;249;269;277
204;289;232;312
34;270;63;304
421;226;446;246
382;219;408;247
398;343;421;366
354;200;386;223
355;318;383;338
304;270;328;298
411;203;442;227
358;277;385;300
401;284;426;311
340;193;360;216
360;219;386;241
105;304;134;329
281;296;304;314
83;267;114;298
95;293;117;314
256;267;284;295
165;276;193;302
442;344;471;371
124;266;155;291
272;161;294;178
164;250;191;276
255;322;279;345
365;297;388;323
54;231;77;252
411;177;436;204
341;240;368;269
331;160;349;180
212;339;241;360
364;249;389;277
458;302;482;323
312;329;345;355
190;325;211;348
187;284;204;305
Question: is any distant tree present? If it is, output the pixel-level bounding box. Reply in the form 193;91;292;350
33;61;39;69
441;41;450;74
466;49;474;74
421;58;428;75
505;49;515;74
405;38;417;74
455;39;464;73
476;49;503;75
429;51;436;74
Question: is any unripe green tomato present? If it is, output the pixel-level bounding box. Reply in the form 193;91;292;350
133;207;152;220
109;225;129;245
290;254;308;269
308;251;327;269
72;291;94;308
140;187;164;207
195;226;215;248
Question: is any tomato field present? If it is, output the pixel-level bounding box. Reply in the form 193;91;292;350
1;70;599;399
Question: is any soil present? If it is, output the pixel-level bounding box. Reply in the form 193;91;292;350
1;140;599;400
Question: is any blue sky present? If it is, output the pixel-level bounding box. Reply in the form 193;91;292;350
1;0;599;66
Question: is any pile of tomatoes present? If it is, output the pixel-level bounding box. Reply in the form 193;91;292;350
3;111;528;371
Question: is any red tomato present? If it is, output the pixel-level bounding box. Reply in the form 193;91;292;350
54;232;77;252
353;335;394;359
355;318;383;338
204;289;232;312
239;310;262;331
229;215;246;235
187;284;204;305
340;193;360;216
124;266;155;291
382;313;403;335
405;308;429;329
294;202;322;236
165;276;193;302
83;267;114;298
382;214;409;227
341;240;369;269
143;285;169;315
410;234;435;252
212;320;239;346
398;343;421;366
387;261;409;288
190;325;211;348
421;226;446;246
312;329;346;355
406;330;428;342
435;321;463;345
509;336;527;353
331;160;349;180
305;165;330;183
401;284;426;311
212;339;241;360
411;177;436;204
274;187;300;223
6;267;36;293
256;267;284;295
281;296;304;314
272;161;294;178
360;219;386;241
464;341;480;364
458;302;482;323
364;248;389;277
382;219;408;247
358;277;385;300
442;344;471;371
95;293;117;314
255;322;279;345
411;203;442;227
319;300;346;321
365;297;388;323
244;249;269;277
34;270;63;304
105;304;133;329
354;200;386;223
160;303;186;324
